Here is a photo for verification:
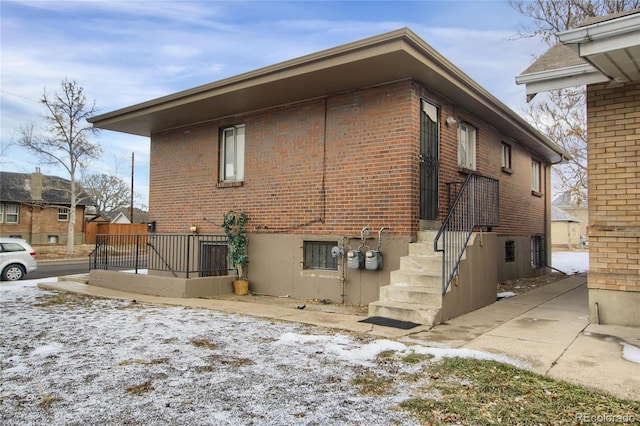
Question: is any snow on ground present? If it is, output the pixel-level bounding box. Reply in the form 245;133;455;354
0;252;590;424
552;251;589;274
1;279;528;426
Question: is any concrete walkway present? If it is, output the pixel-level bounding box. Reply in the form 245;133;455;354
40;274;639;401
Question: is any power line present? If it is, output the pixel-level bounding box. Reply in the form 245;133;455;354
0;89;39;103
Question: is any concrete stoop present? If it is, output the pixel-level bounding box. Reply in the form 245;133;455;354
59;274;90;284
369;230;450;326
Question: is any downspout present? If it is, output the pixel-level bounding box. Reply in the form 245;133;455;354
321;97;328;223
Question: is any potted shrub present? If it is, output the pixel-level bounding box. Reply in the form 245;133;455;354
222;210;249;295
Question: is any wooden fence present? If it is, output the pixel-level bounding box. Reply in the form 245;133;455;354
85;222;148;244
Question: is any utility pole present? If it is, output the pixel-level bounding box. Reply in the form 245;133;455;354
130;152;134;223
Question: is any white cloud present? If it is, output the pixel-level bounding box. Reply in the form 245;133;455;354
1;1;545;207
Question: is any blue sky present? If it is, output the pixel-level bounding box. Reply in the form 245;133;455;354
1;0;547;207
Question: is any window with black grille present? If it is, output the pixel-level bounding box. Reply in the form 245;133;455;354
303;241;338;271
505;240;515;263
531;236;545;268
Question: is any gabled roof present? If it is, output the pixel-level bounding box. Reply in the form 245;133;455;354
0;171;94;206
104;207;149;224
551;206;581;222
517;9;640;98
90;28;566;163
552;189;588;208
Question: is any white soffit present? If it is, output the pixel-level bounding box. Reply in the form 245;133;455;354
559;12;640;83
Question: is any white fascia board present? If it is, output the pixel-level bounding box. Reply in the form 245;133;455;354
516;64;609;97
559;13;640;49
578;32;640;56
516;63;607;84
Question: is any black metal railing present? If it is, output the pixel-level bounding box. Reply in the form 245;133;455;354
89;234;229;278
434;174;499;294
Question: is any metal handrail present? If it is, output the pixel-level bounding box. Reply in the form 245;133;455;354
89;234;229;278
434;174;499;294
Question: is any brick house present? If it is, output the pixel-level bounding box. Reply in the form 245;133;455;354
0;170;91;245
517;10;640;327
90;28;565;324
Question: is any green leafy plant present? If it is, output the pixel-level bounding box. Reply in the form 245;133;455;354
221;210;249;279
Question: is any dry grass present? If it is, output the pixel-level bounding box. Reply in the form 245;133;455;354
350;371;394;396
118;358;169;367
32;292;94;308
498;272;567;296
190;338;221;350
400;357;640;425
126;380;154;396
34;244;95;260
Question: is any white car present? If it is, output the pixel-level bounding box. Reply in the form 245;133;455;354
0;238;38;281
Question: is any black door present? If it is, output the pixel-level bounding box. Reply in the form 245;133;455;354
200;242;228;277
420;100;439;220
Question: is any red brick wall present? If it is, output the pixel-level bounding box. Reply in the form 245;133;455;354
416;86;547;237
149;80;548;239
587;82;640;292
0;203;84;244
150;81;418;236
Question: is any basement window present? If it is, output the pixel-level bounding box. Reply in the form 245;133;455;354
505;240;515;263
531;236;544;269
303;241;338;271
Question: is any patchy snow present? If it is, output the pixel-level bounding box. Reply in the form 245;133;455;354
622;343;640;364
1;278;528;425
497;291;517;299
552;251;589;274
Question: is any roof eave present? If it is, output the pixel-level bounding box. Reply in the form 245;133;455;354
516;63;610;98
90;28;566;163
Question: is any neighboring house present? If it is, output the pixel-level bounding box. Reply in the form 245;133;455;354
89;28;565;325
0;170;92;245
551;206;582;250
104;208;149;224
517;10;640;327
552;190;588;242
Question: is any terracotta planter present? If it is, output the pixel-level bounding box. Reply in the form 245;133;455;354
233;279;249;296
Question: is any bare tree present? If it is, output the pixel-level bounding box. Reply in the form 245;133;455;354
82;173;131;214
18;79;101;253
1;140;13;156
511;0;639;45
511;0;640;200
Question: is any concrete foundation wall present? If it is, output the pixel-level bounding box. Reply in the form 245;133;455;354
247;233;411;305
440;233;498;321
496;236;546;282
589;289;640;327
89;269;234;298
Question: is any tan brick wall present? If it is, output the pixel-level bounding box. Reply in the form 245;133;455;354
587;82;640;293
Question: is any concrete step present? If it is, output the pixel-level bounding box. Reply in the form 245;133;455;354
408;242;437;256
400;254;442;271
390;270;442;289
416;230;439;243
368;300;440;326
379;284;442;306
